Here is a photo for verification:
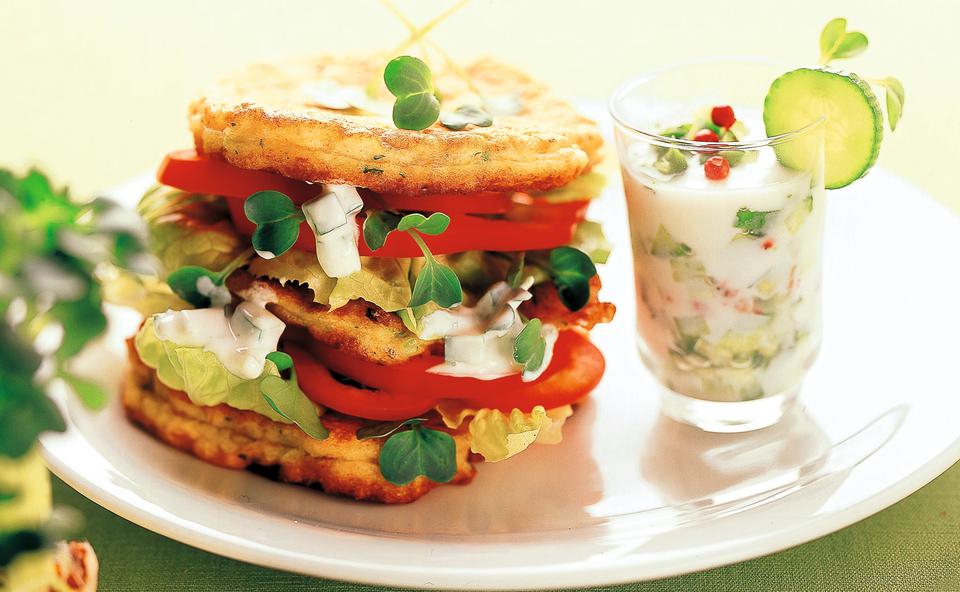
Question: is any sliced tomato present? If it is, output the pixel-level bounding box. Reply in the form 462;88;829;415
159;150;541;214
224;198;587;257
157;149;321;202
295;330;604;418
161;150;590;256
362;190;515;214
285;344;440;420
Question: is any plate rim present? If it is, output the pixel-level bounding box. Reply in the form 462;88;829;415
42;428;960;589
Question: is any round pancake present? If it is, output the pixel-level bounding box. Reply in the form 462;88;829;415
189;54;603;194
123;339;476;504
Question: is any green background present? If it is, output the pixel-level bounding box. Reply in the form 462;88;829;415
55;468;960;591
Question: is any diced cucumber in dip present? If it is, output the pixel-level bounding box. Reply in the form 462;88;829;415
622;109;826;402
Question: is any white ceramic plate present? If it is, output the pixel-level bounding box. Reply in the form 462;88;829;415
42;103;960;590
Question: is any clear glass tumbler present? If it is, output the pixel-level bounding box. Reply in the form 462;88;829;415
610;59;826;432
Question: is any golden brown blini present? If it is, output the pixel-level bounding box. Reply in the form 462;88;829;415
123;341;476;504
189;54;603;194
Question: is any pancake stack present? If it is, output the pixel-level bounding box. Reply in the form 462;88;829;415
123;54;614;503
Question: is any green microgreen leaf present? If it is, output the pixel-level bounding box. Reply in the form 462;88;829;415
547;246;597;312
733;207;779;239
362;210;402;251
253;217;301;258
440;105;493;131
396;212;450;235
819;18;847;60
244;191;304;258
393;93;442;131
260;351;328;441
408;250;462;308
383;55;434;96
166;266;221;307
378;424;457;486
356;418;426;441
0;489;17;503
833;31;868;60
59;371;107;410
513;318;546;373
364;210;462;308
244;191;300;223
384;56;441;131
819;17;869;63
506;252;526;288
882;77;905;131
165;249;250;308
266;350;294;373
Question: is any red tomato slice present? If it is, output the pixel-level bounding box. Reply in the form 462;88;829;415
363;190;515;214
161;149;590;256
224;197;585;257
157;150;322;202
296;330;604;418
285;344;440;421
160;150;524;214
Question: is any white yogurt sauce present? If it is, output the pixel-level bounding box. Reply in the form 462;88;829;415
153;300;286;380
302;184;364;278
195;275;232;308
420;278;557;382
622;112;825;401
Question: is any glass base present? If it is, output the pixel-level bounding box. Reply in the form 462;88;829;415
659;385;801;433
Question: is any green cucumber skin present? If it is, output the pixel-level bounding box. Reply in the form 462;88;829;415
764;67;883;190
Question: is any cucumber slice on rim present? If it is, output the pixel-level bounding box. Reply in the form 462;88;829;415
764;67;883;189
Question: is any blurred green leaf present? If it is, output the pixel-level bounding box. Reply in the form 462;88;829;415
59;372;107;410
0;389;65;458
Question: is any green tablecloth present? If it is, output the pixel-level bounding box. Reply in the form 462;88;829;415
53;464;960;592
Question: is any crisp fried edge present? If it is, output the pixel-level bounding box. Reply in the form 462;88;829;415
226;269;440;364
190;55;602;194
122;340;475;504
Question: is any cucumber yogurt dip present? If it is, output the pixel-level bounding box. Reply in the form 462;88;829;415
622;107;825;402
611;19;904;430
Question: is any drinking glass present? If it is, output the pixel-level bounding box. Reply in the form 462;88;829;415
610;59;826;432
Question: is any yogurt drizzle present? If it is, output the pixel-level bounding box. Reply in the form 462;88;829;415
301;184;364;278
420;277;557;382
153;299;285;380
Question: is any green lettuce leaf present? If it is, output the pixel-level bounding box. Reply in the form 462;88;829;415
329;257;413;312
436;402;573;462
569;220;612;264
138;188;245;277
532;172;607;203
134;318;322;426
247;248;337;303
249;250;413;313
